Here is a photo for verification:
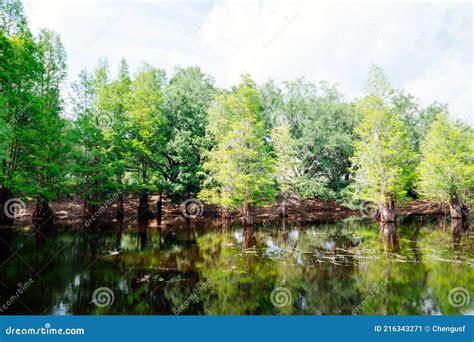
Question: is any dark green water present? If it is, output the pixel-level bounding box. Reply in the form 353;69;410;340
0;219;473;315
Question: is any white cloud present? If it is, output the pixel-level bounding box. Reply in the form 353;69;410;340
22;0;472;123
405;52;473;123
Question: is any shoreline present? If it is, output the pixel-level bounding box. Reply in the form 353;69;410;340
13;197;446;228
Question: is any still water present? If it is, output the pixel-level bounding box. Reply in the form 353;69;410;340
1;218;473;315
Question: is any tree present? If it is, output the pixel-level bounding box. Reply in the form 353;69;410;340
351;95;415;222
200;75;276;225
417;113;473;221
0;0;29;37
270;118;299;217
259;79;356;200
125;64;166;221
69;63;115;227
0;7;42;225
161;66;214;220
97;58;131;222
18;29;68;226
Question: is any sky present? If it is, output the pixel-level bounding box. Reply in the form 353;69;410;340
23;0;473;123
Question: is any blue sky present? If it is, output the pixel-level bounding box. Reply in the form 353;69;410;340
23;0;472;123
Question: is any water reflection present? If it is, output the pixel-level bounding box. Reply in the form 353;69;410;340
0;219;472;315
379;222;399;251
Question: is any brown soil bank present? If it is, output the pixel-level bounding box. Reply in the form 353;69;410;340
14;197;448;227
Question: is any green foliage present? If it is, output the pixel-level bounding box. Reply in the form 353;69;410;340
17;29;68;201
417;113;474;204
69;66;115;205
351;95;415;205
0;0;29;37
270;119;299;195
124;63;166;196
97;58;132;195
259;79;356;199
162;66;215;200
199;75;276;212
1;0;472;222
0;9;67;204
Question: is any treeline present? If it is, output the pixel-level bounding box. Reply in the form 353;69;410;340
0;0;472;228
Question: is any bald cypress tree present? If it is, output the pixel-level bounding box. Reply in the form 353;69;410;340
417;113;473;222
200;75;276;226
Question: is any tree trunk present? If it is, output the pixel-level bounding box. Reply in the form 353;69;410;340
462;217;470;233
280;199;288;218
221;217;230;231
379;221;399;251
461;203;471;222
0;226;12;263
241;203;253;227
116;192;124;223
185;217;191;242
83;198;97;229
139;222;148;249
450;195;463;220
452;218;464;243
243;225;256;249
137;191;152;222
32;196;54;228
156;192;162;226
378;200;396;222
221;208;231;220
0;187;14;226
452;218;464;235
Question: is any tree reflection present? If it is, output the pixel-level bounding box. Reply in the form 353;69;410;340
379;222;399;251
0;220;472;315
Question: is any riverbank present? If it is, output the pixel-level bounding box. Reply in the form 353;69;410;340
13;196;446;227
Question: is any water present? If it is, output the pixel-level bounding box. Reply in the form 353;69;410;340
1;219;473;315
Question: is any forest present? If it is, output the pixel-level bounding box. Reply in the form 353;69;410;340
0;0;473;318
0;0;472;238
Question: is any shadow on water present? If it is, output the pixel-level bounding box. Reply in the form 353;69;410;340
0;217;473;315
